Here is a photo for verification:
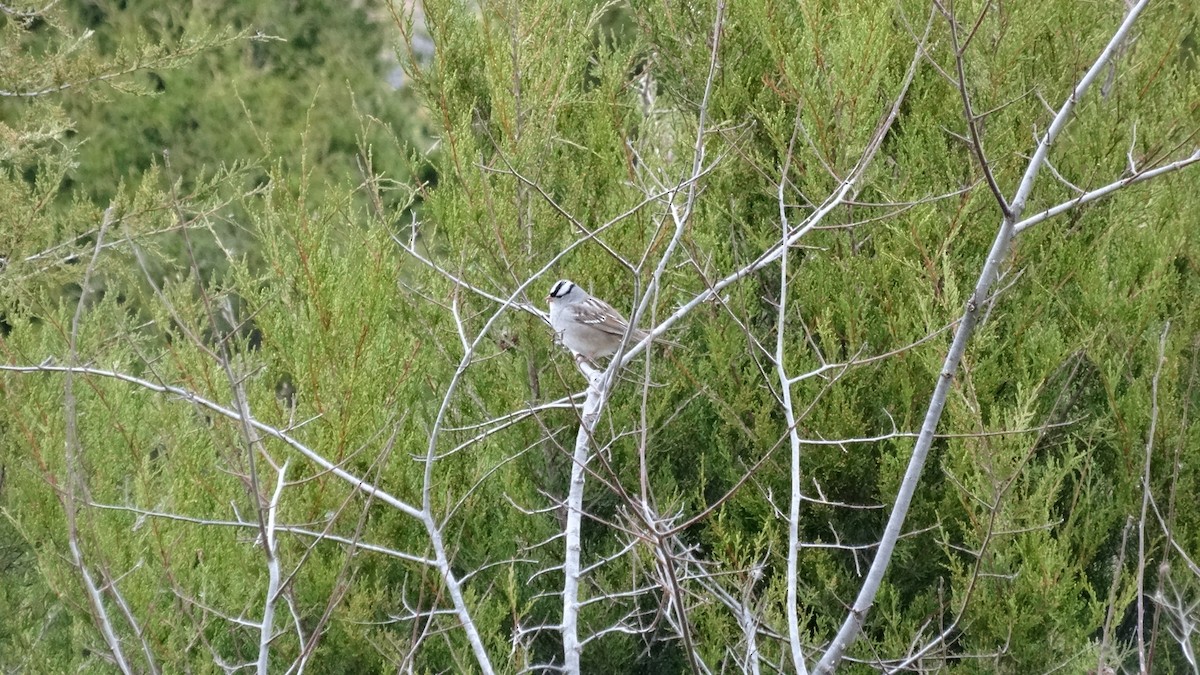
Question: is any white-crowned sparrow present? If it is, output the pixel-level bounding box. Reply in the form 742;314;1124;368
547;279;658;361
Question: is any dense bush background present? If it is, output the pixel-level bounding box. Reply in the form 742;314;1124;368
2;0;1199;672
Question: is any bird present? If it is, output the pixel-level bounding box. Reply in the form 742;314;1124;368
547;279;662;362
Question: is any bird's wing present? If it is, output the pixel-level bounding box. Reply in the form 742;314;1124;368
571;300;633;337
572;300;653;340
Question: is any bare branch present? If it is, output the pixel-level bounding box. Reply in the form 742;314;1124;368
816;2;1152;669
1008;0;1150;217
1014;149;1200;235
776;99;812;675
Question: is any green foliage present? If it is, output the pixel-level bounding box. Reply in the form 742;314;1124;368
3;0;1200;672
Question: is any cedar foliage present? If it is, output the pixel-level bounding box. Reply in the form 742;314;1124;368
1;0;1199;672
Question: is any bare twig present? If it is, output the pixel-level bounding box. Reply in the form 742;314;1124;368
62;206;133;672
941;0;1012;218
1137;322;1171;673
258;462;288;673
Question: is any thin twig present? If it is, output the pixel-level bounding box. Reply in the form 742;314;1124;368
1137;322;1171;673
